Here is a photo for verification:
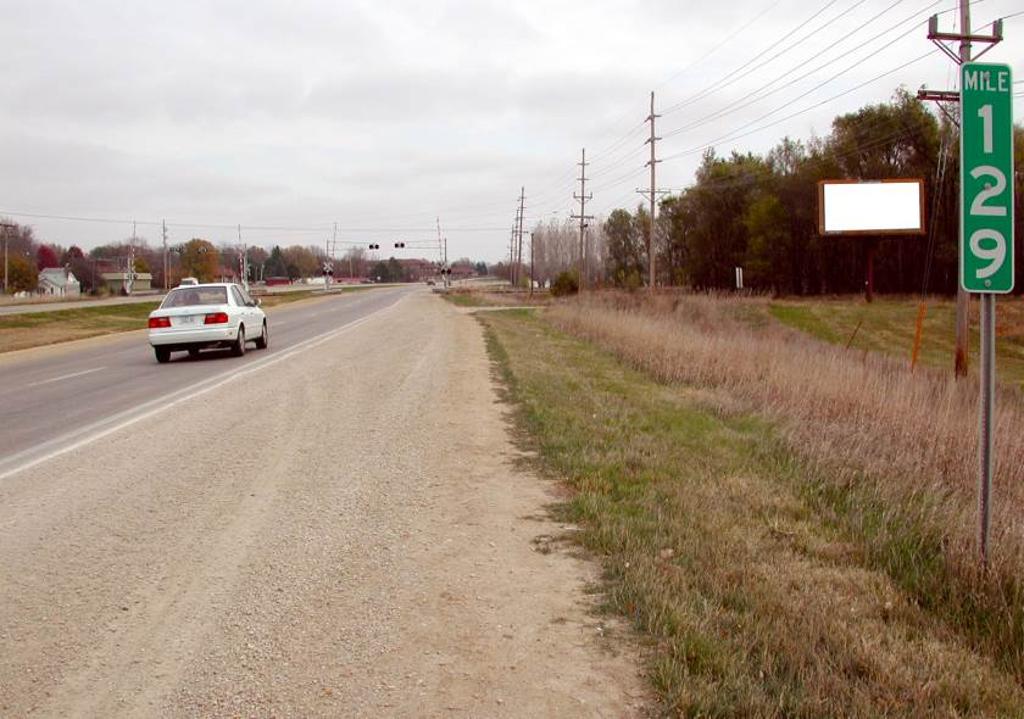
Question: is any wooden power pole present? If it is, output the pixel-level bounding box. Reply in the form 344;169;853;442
571;148;593;289
645;91;661;291
920;1;1004;378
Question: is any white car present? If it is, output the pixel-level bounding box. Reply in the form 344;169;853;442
147;283;268;363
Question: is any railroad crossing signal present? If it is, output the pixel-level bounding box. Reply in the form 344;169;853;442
960;62;1015;293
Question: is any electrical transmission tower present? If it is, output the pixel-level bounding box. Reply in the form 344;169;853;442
571;148;593;289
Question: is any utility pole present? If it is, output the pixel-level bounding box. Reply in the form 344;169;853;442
509;221;516;286
158;219;168;290
126;220;137;295
437;216;443;271
325;222;335;292
646;91;661;291
1;222;14;295
922;2;1008;564
920;2;1003;378
237;224;249;291
529;231;535;296
436;217;450;289
516;187;526;289
571;148;593;289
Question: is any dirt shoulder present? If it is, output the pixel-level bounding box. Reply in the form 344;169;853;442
0;291;647;717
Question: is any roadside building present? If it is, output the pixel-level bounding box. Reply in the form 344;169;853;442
37;267;82;297
397;258;436;282
450;263;477;281
100;271;153;294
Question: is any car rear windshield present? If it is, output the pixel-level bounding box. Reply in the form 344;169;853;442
161;287;228;308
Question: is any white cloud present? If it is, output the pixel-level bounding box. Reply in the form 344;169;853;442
0;0;1021;260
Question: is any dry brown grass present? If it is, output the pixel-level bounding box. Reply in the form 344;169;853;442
548;292;1024;676
445;286;551;307
482;308;1024;715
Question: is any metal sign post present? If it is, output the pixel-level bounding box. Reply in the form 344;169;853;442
960;62;1014;563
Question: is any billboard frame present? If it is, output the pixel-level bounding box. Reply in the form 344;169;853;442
817;178;927;237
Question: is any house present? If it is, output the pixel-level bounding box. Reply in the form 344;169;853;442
100;271;153;294
37;268;81;297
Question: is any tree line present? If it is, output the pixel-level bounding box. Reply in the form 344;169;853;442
0;228;486;294
532;89;1024;296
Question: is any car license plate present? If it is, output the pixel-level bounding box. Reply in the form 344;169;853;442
174;315;198;326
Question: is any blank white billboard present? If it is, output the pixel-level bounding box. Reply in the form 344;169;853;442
818;180;925;235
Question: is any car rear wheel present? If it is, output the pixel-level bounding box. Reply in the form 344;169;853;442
255;321;268;349
231;325;246;357
154;347;171;363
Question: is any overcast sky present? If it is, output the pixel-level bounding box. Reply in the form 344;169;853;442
0;0;1021;262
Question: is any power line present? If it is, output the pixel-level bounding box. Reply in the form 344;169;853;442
661;0;936;142
659;0;847;117
660;48;939;164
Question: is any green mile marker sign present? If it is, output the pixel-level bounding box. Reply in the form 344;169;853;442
960;62;1015;293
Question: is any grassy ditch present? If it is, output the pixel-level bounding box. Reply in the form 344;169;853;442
443;286;552;308
481;305;1024;717
766;296;1024;387
0;302;160;353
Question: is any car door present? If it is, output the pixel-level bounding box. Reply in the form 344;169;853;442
238;285;262;337
230;285;252;339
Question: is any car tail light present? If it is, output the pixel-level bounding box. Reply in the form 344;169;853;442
148;316;171;328
204;312;229;324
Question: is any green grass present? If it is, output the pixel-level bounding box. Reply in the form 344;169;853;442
768;296;1024;386
0;301;159;330
443;292;488;307
480;308;1024;717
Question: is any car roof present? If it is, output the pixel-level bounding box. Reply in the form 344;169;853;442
170;283;238;289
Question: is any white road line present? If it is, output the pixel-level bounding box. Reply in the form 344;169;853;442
0;296;406;482
26;366;106;388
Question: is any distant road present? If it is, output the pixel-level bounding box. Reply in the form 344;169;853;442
0;293;165;316
0;286;410;475
0;282;407;316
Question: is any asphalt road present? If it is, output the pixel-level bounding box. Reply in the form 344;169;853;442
0;286;411;479
0;283;407;316
0;293;165;316
0;287;644;717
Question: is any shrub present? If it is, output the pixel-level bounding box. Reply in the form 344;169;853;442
551;271;579;297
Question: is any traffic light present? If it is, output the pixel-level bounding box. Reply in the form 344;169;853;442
368;243;380;250
394;242;405;248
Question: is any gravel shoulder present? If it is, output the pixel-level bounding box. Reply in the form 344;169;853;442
0;290;646;717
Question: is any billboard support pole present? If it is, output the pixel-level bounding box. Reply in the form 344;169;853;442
865;237;877;303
